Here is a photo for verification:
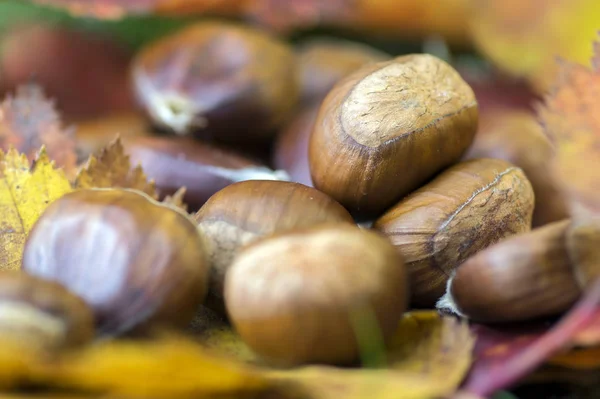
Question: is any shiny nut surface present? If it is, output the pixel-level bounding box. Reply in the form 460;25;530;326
225;224;407;366
23;188;209;336
374;158;535;306
194;180;354;310
309;54;478;217
132;21;299;141
443;218;600;322
0;271;94;349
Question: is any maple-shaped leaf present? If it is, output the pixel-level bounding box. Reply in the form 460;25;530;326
75;137;158;199
538;37;600;215
0;147;73;271
469;0;600;93
0;84;77;176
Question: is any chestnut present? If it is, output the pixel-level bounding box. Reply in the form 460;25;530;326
296;37;390;104
0;271;93;350
124;136;289;209
374;158;535;307
131;21;299;141
465;110;569;227
273;105;319;187
225;224;407;366
22;188;210;336
439;217;600;322
309;54;478;217
194;180;354;311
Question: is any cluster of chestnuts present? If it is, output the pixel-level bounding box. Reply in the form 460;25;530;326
7;20;599;367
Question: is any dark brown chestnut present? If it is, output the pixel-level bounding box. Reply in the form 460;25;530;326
309;54;478;217
131;21;299;142
124;135;289;209
22;188;210;336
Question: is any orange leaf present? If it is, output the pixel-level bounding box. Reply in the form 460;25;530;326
538;37;600;215
0;85;77;176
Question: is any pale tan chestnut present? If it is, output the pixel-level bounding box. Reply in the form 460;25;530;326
225;224;407;366
439;217;600;322
374;158;534;306
309;54;478;217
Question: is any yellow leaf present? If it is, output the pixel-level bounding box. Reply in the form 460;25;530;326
268;311;474;399
0;147;72;271
75;138;157;199
469;0;600;92
31;337;268;398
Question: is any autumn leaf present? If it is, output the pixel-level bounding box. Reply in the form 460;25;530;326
0;84;77;176
538;38;600;215
468;0;600;93
75;137;157;199
0;147;72;271
462;279;600;397
162;187;188;212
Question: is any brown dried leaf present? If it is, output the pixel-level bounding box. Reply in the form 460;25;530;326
75;137;157;199
0;85;77;176
538;37;600;214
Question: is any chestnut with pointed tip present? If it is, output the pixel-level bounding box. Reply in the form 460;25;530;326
194;180;354;311
439;217;600;322
309;54;478;217
22;188;210;336
225;224;408;366
131;21;299;141
0;271;94;350
374;158;535;306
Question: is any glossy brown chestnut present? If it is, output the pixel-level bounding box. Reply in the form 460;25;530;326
465;110;569;227
225;224;407;366
194;180;354;311
309;54;478;217
131;21;299;141
0;271;94;350
273;105;319;187
296;37;390;104
440;217;600;322
22;188;209;336
124;136;288;209
374;158;535;306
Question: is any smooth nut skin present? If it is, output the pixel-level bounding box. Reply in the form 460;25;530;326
296;38;390;104
124;136;285;209
194;180;354;311
465;110;569;227
374;158;535;306
0;271;94;349
131;21;299;141
225;224;408;366
273;105;319;187
443;218;600;322
22;188;209;336
309;54;478;217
